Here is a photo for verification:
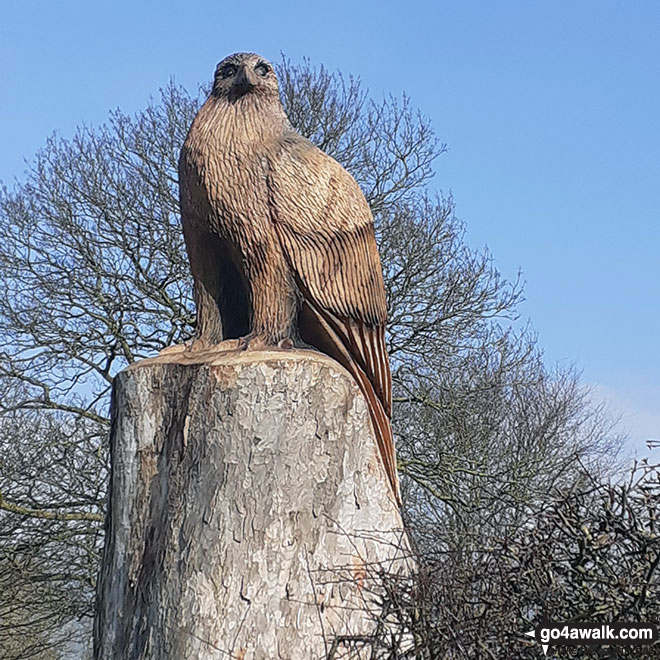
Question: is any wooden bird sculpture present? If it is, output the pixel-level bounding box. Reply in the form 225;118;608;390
178;52;400;503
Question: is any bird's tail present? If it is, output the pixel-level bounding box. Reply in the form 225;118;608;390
343;357;401;505
299;301;401;504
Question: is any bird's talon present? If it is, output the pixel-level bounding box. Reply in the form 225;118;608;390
158;340;199;356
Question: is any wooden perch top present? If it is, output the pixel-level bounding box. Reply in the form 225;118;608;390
132;346;353;374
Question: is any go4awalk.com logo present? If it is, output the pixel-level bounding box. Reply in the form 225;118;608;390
524;620;658;655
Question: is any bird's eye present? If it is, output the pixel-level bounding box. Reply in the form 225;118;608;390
254;62;270;77
221;64;237;79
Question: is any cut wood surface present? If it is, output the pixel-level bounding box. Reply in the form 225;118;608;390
94;348;412;660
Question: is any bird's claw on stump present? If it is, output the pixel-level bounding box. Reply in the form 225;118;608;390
158;336;294;358
158;338;242;357
236;335;295;351
214;337;295;352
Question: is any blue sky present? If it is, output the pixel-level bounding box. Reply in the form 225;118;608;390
2;1;658;454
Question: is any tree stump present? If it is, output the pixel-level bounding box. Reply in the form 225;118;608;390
94;348;412;660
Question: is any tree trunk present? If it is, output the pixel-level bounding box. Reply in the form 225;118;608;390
94;348;412;660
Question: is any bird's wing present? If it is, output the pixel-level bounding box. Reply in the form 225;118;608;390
266;135;398;499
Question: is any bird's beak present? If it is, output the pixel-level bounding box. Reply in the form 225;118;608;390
232;65;256;96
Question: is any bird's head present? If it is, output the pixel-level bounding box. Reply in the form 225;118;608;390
212;52;280;103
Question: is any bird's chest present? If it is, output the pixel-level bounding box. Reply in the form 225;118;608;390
196;143;271;241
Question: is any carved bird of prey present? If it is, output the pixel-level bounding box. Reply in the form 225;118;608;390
176;52;399;502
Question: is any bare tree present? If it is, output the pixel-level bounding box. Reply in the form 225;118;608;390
347;460;660;659
0;57;624;655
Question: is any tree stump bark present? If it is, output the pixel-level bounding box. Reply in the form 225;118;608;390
94;348;412;660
